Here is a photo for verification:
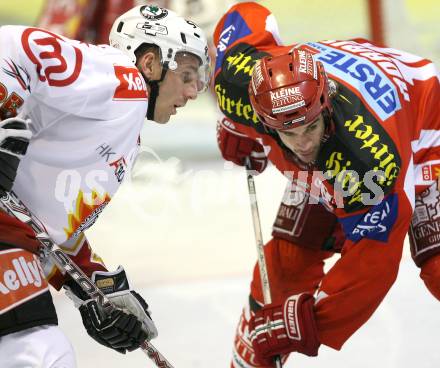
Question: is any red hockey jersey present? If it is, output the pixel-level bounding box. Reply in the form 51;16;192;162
214;2;440;245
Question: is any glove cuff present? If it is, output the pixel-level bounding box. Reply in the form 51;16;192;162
92;265;130;296
283;293;320;356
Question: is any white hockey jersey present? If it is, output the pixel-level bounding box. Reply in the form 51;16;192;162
0;26;149;244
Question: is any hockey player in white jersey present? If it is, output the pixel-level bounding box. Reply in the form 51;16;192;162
0;4;210;367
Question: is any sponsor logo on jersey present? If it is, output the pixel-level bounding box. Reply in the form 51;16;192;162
109;157;127;183
321;40;414;102
340;194;398;242
217;25;236;54
422;162;440;181
0;249;48;314
96;143;127;182
347;115;399;181
21;28;83;87
412;186;440;227
96;143;116;162
324;151;357;194
140;5;168;20
215;83;259;125
411;186;440;252
226;52;257;78
306;41;401;121
113;65;148;101
215;44;269;132
273;179;310;237
329;114;400;202
215;11;251;72
323;143;398;211
316;84;401;212
222;45;267;87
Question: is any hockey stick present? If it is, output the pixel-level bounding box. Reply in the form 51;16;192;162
0;190;174;368
245;160;283;368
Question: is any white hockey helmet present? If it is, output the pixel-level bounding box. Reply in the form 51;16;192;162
109;4;211;92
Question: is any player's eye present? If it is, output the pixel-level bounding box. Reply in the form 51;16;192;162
181;72;193;83
282;131;296;137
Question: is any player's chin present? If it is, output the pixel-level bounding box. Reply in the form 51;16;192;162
153;114;171;124
298;153;318;164
294;148;319;164
158;107;177;124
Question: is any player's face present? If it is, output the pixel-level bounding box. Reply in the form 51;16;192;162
153;54;200;123
277;115;325;164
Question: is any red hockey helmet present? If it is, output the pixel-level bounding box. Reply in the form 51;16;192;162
249;48;332;131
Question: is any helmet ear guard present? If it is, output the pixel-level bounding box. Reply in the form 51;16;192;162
248;48;332;131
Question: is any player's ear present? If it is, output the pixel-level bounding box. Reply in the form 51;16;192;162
136;51;160;80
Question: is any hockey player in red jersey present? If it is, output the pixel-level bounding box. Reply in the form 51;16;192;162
36;0;237;45
36;0;238;98
37;0;138;44
214;2;440;367
0;4;210;367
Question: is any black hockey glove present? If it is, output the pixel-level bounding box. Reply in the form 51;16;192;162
0;117;32;193
65;266;158;354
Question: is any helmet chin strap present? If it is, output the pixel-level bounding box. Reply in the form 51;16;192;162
323;108;335;137
146;63;169;121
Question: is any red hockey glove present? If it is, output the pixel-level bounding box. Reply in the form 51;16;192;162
0;211;40;254
249;293;320;365
217;120;268;174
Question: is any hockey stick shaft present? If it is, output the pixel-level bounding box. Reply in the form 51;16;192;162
245;161;283;368
0;190;174;368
